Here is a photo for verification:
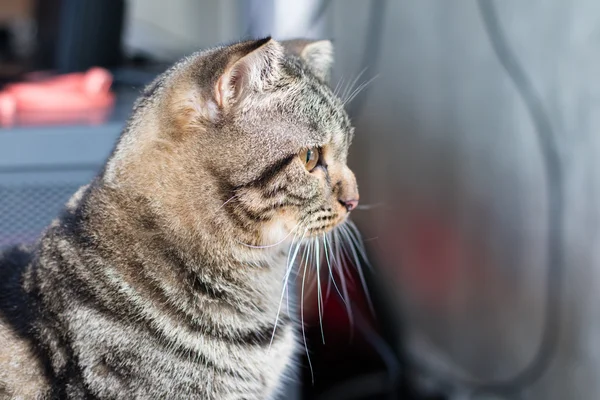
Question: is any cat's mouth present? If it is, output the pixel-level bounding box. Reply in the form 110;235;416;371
303;212;348;237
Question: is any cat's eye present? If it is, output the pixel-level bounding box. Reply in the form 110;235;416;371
299;148;320;171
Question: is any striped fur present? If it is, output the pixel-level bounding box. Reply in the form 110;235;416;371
0;38;358;399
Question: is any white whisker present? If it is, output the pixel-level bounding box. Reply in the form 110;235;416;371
332;228;354;330
295;237;311;284
323;234;333;302
305;239;319;295
333;75;345;98
342;67;368;103
363;236;379;242
315;238;325;344
354;202;386;210
217;194;237;210
269;229;307;350
343;75;379;106
344;221;373;271
285;229;302;313
323;232;347;307
334;232;358;287
340;224;375;315
300;247;314;384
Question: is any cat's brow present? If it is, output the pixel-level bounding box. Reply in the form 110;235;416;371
241;154;296;188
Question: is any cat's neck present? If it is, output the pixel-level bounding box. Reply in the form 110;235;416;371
55;182;291;325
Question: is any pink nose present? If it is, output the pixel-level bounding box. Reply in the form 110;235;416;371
339;198;359;212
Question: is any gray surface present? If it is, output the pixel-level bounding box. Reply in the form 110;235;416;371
330;1;600;399
0;123;121;248
0;123;122;171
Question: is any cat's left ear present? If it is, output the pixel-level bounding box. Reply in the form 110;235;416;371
216;38;284;108
281;39;334;82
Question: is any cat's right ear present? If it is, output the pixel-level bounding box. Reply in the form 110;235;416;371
281;39;334;82
215;38;284;108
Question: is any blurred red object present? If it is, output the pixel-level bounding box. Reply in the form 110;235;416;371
0;67;115;127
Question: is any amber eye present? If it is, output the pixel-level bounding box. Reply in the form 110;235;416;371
299;148;319;171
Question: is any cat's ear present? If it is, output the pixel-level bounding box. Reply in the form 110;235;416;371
281;39;334;82
215;37;284;108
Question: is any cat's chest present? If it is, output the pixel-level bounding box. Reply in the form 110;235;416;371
71;312;296;399
135;330;295;398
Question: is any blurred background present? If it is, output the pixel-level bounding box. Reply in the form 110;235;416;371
1;1;599;399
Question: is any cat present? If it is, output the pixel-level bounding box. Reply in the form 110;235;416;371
0;37;359;399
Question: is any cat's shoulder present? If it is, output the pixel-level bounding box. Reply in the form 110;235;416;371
0;245;48;399
0;244;34;296
0;319;48;399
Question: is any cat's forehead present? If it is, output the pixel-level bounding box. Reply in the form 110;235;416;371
239;63;353;158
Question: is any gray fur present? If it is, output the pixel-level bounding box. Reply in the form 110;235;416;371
0;37;358;399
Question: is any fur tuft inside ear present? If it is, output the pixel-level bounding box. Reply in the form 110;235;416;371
215;38;284;108
281;39;334;82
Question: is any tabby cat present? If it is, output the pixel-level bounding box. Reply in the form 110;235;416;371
0;37;359;399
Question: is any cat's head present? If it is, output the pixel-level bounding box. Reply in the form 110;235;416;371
105;38;358;251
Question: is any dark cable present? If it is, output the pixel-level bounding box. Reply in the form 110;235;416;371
389;1;564;399
352;300;401;400
470;0;564;395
